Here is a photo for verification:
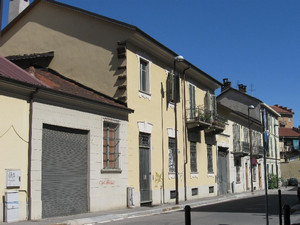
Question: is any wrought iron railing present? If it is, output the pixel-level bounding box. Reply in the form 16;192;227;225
211;115;226;128
186;105;211;124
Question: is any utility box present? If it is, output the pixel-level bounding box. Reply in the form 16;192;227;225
5;191;19;223
127;187;135;207
6;169;21;188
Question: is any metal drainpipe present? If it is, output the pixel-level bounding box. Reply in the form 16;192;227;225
182;66;191;201
27;88;38;220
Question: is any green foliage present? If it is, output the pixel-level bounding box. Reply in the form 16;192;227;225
268;174;282;189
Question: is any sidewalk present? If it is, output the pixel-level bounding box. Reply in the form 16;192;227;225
2;188;299;225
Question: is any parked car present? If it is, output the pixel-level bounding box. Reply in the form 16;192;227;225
288;178;299;186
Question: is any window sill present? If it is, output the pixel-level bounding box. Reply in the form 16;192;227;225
101;168;122;174
168;172;175;179
190;172;198;178
168;102;175;109
139;91;151;100
207;173;215;178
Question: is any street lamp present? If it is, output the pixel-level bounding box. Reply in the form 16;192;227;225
274;124;279;188
248;104;255;192
174;55;184;205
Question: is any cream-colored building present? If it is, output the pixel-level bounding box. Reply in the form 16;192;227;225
0;55;131;221
0;0;223;214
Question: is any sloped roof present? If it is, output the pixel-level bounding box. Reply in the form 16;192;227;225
279;128;300;138
30;67;128;109
0;55;46;87
1;0;221;88
0;54;130;111
270;105;294;115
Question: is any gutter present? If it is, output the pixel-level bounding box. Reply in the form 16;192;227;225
27;88;39;220
182;65;191;201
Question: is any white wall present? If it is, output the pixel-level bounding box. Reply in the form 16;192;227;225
30;102;128;219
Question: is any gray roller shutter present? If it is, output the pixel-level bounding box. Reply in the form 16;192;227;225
42;124;88;218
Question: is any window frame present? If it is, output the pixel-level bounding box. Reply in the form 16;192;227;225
102;121;121;173
139;58;150;95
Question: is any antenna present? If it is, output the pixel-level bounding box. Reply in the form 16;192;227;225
236;80;240;89
250;84;255;95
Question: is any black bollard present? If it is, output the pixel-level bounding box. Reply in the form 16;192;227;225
283;204;290;225
184;205;191;225
279;189;282;225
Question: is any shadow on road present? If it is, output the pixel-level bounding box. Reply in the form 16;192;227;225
192;188;298;216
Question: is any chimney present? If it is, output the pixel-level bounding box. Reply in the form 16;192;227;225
238;84;247;93
8;0;29;23
221;78;232;92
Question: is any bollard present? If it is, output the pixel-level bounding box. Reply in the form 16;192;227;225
283;204;290;225
184;205;191;225
279;189;282;225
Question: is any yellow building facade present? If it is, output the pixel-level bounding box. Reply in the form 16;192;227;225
0;0;222;208
0;95;29;221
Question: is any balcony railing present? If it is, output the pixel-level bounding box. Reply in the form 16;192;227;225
242;141;250;154
205;114;226;134
186;105;211;129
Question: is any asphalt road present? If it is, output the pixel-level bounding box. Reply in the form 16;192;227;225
99;187;299;225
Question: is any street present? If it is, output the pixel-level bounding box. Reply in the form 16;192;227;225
99;188;299;225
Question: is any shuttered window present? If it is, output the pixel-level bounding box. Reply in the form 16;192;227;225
103;122;120;169
189;84;196;119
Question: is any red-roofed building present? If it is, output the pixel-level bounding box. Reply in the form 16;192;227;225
0;54;133;221
271;105;300;171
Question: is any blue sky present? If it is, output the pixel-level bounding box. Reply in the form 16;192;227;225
1;0;300;126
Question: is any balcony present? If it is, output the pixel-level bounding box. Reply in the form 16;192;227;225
242;142;250;154
205;114;226;135
186;105;211;130
252;146;264;158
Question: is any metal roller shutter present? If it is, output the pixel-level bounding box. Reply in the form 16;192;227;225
42;124;88;218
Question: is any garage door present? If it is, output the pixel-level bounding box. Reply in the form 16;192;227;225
42;124;88;218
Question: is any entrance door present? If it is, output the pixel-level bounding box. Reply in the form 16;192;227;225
42;124;88;218
258;164;262;188
217;148;228;195
139;133;151;204
245;163;249;190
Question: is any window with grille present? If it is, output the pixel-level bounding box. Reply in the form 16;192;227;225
169;138;176;173
207;145;213;173
140;59;150;93
103;122;120;170
190;141;197;172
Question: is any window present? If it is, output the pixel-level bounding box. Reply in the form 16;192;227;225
169;138;176;173
207;145;213;173
190;142;197;172
103;122;120;170
191;188;198;196
139;59;150;93
209;186;214;193
189;84;196;119
170;190;176;199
